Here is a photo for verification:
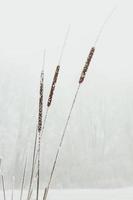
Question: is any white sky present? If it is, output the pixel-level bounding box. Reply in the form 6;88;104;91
0;0;133;83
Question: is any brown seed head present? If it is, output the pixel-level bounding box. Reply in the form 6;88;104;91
47;65;60;107
79;47;95;84
38;71;44;133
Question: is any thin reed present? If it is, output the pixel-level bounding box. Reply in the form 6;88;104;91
36;67;45;200
27;128;38;200
20;156;28;200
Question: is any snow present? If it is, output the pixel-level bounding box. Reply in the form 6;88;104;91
0;189;133;200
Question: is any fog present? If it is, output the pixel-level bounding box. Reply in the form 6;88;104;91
0;0;133;189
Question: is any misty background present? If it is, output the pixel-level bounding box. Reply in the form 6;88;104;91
0;0;133;189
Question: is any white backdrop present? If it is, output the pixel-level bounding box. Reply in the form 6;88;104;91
0;0;133;189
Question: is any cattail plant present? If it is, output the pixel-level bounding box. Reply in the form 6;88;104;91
20;156;28;200
27;51;46;200
28;63;59;199
0;158;6;200
43;8;116;200
36;52;45;200
42;25;70;134
43;44;96;200
27;27;70;200
43;48;96;200
30;64;60;195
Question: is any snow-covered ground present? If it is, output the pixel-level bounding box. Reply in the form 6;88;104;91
1;188;133;200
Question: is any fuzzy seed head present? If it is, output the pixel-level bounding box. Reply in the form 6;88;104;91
79;47;95;84
38;71;44;133
47;65;60;107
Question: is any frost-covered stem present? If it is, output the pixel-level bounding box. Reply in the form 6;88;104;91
20;156;28;200
43;84;80;200
36;67;44;200
27;128;38;200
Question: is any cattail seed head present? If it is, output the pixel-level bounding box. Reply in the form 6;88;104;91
47;65;60;107
79;47;95;84
37;71;44;133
